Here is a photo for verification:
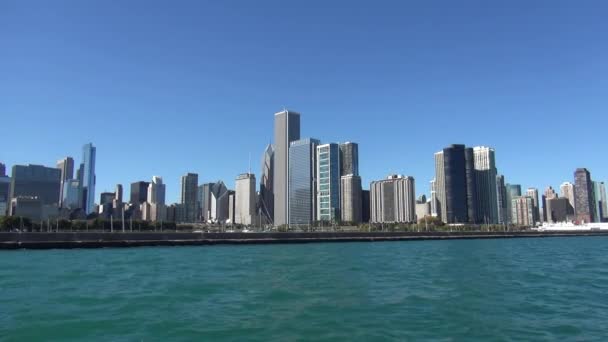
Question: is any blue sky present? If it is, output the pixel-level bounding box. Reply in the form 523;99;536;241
2;0;607;203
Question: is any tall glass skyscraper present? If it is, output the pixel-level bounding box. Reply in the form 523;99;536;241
288;138;320;226
316;143;340;222
81;143;96;214
273;110;300;226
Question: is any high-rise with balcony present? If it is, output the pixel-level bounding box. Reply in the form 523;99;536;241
273;110;300;226
316;143;341;222
288;138;320;227
370;175;416;223
81;143;96;214
339;142;359;176
574;168;594;223
181;173;199;222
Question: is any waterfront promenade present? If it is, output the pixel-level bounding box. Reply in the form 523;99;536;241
1;230;607;250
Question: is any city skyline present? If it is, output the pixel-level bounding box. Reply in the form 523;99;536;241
2;2;608;205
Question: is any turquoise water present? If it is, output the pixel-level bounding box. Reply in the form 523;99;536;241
1;237;608;341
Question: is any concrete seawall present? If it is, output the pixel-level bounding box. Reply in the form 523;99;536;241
1;231;607;250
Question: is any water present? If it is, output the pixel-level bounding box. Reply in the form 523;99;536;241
1;237;608;341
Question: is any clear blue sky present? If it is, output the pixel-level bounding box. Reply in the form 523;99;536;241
2;0;607;203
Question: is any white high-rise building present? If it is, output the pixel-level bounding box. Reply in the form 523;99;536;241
434;152;446;222
473;146;499;224
235;173;256;225
370;175;416;223
147;176;166;222
430;179;439;217
560;182;576;212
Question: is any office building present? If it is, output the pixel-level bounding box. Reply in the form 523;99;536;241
370;175;416;223
180;173;198;222
147;176;166;222
0;163;5;177
430;179;439;217
505;184;522;224
541;186;558;222
546;197;574;223
100;192;115;205
115;184;123;203
235;173;256;225
228;191;236;224
593;181;607;222
526;188;540;224
0;174;10;216
200;181;230;223
574;168;594;223
339;142;359;176
273;109;300;226
434;145;477;224
340;174;362;223
130;181;150;205
317;143;341;222
62;180;80;209
496;175;508;225
361;189;370;223
9;164;61;214
259;144;274;224
560;182;576;212
81;143;96;214
511;196;535;226
288;138;320;226
57;157;74;207
473;146;498;224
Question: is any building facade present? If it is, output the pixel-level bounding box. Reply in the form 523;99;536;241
81;143;96;214
273;110;301;226
259;144;274;224
496;175;508;225
340;174;362;224
316;143;341;222
574;168;594;223
526;188;540;224
339;142;359;176
9;164;61;214
288;138;320;226
473;146;498;224
511;196;535;226
235;173;256;225
505;184;522;224
370;175;416;223
546;197;574;223
560;182;576;213
434;145;477;224
130;181;150;205
57;157;74;208
181;173;199;223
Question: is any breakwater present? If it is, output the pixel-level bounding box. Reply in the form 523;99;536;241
1;230;607;249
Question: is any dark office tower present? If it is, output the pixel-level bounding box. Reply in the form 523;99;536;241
273;110;300;226
361;189;370;223
288;138;320;226
464;147;478;223
441;145;470;223
496;175;508;225
181;173;199;223
574;168;594;223
130;181;150;205
9;165;61;208
115;184;123;203
339;142;359;176
100;192;115;205
259;144;274;224
0;163;5;177
81;143;96;214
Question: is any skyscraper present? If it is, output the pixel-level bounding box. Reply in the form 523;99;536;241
541;186;558;222
181;173;199;223
115;184;123;203
430;179;439;217
147;176;166;222
370;175;416;223
361;190;370;223
592;181;606;223
473;146;498;224
496;175;508;225
288;138;320;226
273;110;300;226
339;142;359;176
316;143;341;222
574;168;594;223
259;144;274;224
505;184;522;224
130;181;150;205
560;182;576;212
526;188;540;224
340;174;362;223
434;144;477;224
235;173;256;225
0;173;11;216
200;181;230;223
62;179;80;209
56;157;74;208
81;143;96;214
0;163;5;177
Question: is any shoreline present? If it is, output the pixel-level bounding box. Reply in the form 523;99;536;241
1;231;607;250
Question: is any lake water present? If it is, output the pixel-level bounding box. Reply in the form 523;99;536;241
1;237;608;341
